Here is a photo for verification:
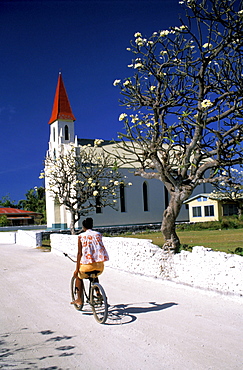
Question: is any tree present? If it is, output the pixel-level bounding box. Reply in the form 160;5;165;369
41;141;126;234
18;187;46;224
210;168;243;218
0;194;18;208
0;215;9;227
113;0;243;250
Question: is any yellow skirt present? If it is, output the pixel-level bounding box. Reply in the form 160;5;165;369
78;261;104;279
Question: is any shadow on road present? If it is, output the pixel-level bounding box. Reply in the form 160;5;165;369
106;301;178;325
0;328;78;369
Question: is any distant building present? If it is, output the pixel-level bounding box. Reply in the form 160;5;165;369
45;73;212;230
0;207;42;226
184;193;241;223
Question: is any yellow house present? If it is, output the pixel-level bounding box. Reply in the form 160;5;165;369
184;193;241;223
184;194;221;223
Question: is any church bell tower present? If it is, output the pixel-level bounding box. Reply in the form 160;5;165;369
46;72;76;229
47;72;76;159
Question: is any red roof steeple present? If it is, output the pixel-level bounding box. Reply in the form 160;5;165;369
48;72;76;124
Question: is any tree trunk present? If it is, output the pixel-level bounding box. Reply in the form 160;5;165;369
238;202;243;220
161;190;186;252
70;212;76;235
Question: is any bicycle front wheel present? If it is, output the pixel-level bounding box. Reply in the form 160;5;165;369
71;276;84;311
91;283;108;324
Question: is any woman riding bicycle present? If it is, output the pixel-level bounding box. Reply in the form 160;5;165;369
71;217;109;306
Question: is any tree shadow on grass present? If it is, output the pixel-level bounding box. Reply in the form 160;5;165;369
106;301;178;325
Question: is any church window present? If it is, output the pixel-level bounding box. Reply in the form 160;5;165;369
53;149;56;160
164;186;169;209
64;125;69;140
120;183;126;212
143;182;148;211
53;127;55;142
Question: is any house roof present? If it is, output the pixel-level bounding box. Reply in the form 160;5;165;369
183;193;212;204
184;192;243;204
0;208;41;216
48;72;76;124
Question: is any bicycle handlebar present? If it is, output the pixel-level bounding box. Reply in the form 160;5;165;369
63;252;77;263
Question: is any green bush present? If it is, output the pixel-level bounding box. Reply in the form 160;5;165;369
220;216;242;229
233;247;243;256
176;217;243;232
176;221;221;231
0;215;9;227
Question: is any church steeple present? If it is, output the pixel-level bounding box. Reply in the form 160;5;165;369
48;72;76;125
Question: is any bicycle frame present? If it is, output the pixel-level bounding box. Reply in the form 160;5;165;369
65;252;108;324
83;276;95;304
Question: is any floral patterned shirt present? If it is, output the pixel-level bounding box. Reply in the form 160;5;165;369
79;229;109;264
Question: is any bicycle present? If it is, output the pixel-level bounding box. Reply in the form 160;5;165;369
64;253;108;324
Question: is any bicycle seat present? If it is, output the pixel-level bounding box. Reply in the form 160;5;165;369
85;270;100;277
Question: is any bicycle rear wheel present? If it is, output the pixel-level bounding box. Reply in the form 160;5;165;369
71;276;84;311
90;283;108;324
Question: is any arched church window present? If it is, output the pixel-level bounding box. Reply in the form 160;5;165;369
143;182;148;211
120;183;126;212
53;127;55;142
64;125;69;140
164;186;169;209
53;149;56;160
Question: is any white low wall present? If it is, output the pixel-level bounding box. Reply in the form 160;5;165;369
0;230;44;247
171;246;242;295
16;230;43;247
0;232;16;244
50;234;243;297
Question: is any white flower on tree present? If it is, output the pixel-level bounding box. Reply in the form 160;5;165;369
119;113;128;121
201;99;213;109
113;79;121;86
202;42;213;49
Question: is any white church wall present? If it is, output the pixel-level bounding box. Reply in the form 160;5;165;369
46;193;55;228
46;163;212;230
74;170;212;229
76;168;166;228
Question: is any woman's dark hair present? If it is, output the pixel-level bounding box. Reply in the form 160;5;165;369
82;217;93;229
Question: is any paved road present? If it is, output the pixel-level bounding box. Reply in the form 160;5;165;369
0;243;242;370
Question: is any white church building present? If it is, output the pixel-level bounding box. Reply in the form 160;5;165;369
45;73;211;231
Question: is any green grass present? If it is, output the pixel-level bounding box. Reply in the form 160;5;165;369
177;229;243;253
42;239;51;246
117;228;243;255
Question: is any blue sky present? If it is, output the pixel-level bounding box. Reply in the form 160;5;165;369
0;0;183;203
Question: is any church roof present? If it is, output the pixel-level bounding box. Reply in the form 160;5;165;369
48;72;76;124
